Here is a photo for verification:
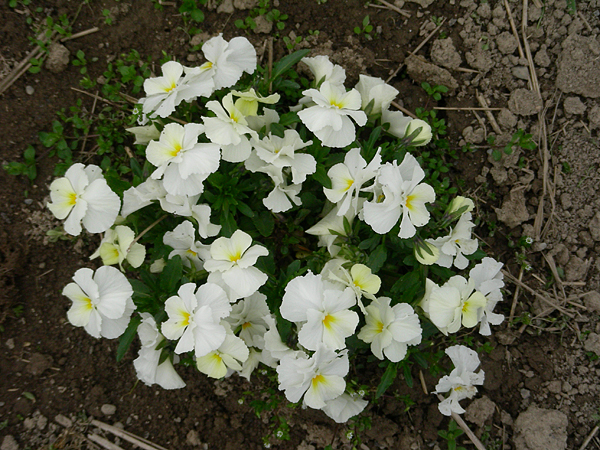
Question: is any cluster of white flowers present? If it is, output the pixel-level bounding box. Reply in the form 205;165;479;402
48;34;505;424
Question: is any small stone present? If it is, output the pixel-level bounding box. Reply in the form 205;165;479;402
216;0;234;13
462;126;485;144
512;66;530;81
534;47;551;67
549;243;570;266
465;396;496;427
496;31;518;55
508;89;543;116
496;188;530;228
583;291;600;313
588;211;600;241
430;38;462;70
584;332;600;357
55;414;73;428
514;407;568;450
252;15;273;34
465;47;494;72
101;404;117;416
186;430;202;446
547;380;562;394
5;338;14;350
405;55;459;91
565;255;589;282
1;435;18;450
25;86;34;95
498;108;517;130
589;106;600;128
26;353;53;376
563;97;586;115
45;42;70;74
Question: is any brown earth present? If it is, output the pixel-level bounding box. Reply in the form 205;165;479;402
1;0;600;449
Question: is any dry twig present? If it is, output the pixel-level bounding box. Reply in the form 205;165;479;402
368;0;410;17
91;420;170;450
386;18;446;83
436;395;487;450
502;269;575;318
390;100;416;119
476;91;502;135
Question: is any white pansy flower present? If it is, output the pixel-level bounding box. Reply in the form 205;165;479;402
47;163;120;236
133;313;186;389
322;260;381;314
277;344;349;409
247;129;315;184
429;212;478;270
322;392;368;423
425;276;487;335
469;257;505;336
203;92;257;162
146;123;220;196
358;297;422;362
232;88;280;117
362;154;435;239
382;108;413;139
434;345;485;415
305;202;360;256
194;34;257;90
126;124;161;145
262;181;303;213
162;282;231;357
226;292;270;348
302;55;346;86
323;147;381;216
90;225;146;269
297;81;368;148
280;272;359;351
203;230;269;299
121;178;167;218
63;266;134;339
163;221;210;270
355;75;398;115
196;323;249;379
139;61;187;120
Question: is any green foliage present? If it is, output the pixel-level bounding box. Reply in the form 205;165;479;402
491;128;536;161
235;0;288;32
421;82;448;102
353;15;374;39
438;420;466;450
567;0;577;14
3;145;37;181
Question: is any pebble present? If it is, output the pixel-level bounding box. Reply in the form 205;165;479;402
101;404;117;416
25;86;34;95
5;338;14;350
583;291;600;313
1;436;18;450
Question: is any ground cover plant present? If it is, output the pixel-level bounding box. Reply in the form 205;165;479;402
3;0;600;449
43;33;506;446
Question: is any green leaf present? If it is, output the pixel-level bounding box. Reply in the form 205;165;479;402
312;165;332;189
159;255;183;294
367;245;387;273
376;362;397;399
190;9;204;22
116;315;141;362
236;201;255;218
270;49;311;83
254;210;274;237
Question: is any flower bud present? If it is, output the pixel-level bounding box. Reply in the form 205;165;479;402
414;239;440;265
447;196;475;216
404;119;433;146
